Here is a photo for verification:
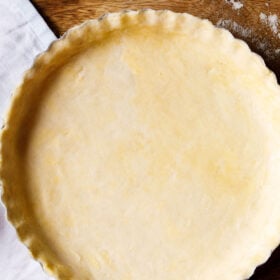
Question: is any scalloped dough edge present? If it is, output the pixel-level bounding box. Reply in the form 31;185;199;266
0;9;280;280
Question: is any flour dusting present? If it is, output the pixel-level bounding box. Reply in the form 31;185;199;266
216;19;251;37
216;19;280;59
259;12;280;37
225;0;243;10
260;12;267;22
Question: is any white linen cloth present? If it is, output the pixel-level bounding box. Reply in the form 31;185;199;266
0;0;56;279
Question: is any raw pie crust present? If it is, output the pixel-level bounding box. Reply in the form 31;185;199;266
1;9;280;280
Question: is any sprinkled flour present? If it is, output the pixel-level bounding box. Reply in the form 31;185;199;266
225;0;243;10
259;12;280;37
216;19;252;37
216;19;280;59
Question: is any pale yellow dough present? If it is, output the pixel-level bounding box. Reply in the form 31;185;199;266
2;10;280;280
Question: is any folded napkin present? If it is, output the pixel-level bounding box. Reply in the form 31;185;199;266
0;0;56;279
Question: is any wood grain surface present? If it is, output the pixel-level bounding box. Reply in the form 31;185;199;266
30;1;280;279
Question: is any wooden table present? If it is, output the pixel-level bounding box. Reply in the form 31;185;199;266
30;1;280;279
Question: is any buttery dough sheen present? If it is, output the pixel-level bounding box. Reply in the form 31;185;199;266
1;10;280;280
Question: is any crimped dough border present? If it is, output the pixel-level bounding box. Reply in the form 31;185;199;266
1;9;280;280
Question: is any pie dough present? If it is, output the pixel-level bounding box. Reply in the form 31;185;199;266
1;10;280;280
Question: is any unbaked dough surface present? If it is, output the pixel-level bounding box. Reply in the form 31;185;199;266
2;11;280;280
